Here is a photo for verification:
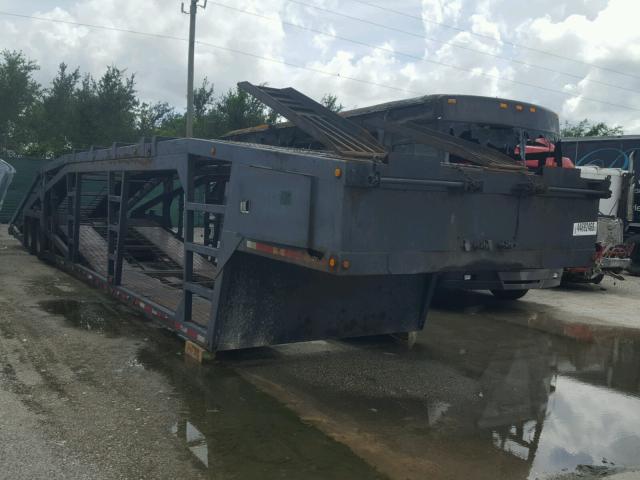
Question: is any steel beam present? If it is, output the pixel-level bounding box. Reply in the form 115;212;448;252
182;157;195;324
114;172;130;285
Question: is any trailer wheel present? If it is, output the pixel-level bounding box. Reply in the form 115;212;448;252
490;289;528;300
627;234;640;276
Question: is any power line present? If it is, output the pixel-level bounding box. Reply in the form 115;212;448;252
279;0;637;94
195;41;420;94
0;11;420;95
2;10;640;113
346;0;640;82
206;2;640;112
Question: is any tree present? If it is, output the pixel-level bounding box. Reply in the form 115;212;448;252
71;74;100;149
193;77;215;119
0;50;40;154
561;119;623;137
0;51;348;153
94;66;138;144
321;93;343;113
69;66;139;149
137;101;179;138
215;86;272;133
29;63;80;156
192;78;217;138
151;83;276;139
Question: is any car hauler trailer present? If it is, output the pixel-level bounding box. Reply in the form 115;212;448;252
226;86;599;299
9;83;608;352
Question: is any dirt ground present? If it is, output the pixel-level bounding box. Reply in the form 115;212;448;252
1;225;640;480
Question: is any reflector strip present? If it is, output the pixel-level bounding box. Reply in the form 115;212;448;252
245;240;328;268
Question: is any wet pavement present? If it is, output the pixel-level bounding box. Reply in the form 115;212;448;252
221;310;640;480
2;226;640;479
135;338;384;479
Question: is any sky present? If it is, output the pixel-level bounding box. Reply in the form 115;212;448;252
1;0;640;132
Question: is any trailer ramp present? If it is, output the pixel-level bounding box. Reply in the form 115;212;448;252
79;224;211;326
133;226;216;278
238;82;387;161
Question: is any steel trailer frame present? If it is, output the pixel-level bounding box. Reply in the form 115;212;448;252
11;137;440;351
9;85;609;353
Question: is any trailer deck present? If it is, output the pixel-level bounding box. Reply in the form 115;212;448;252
78;223;212;326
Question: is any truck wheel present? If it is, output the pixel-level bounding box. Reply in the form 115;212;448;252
490;289;528;300
627;234;640;276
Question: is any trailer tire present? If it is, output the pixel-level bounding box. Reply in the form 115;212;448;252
627;234;640;276
490;289;528;300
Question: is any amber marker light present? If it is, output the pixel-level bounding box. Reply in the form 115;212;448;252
328;257;337;269
499;102;508;109
516;105;524;111
447;98;457;104
530;106;537;113
334;167;342;178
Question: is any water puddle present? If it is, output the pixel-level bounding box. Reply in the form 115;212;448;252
55;284;637;480
467;334;640;479
38;299;123;336
418;318;640;479
136;341;385;479
222;311;640;480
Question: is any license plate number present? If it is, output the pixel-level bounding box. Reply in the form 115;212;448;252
573;221;597;236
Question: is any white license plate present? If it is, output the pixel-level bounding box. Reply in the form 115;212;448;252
573;221;598;236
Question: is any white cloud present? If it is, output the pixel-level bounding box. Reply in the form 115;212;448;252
0;0;639;132
469;14;501;42
421;0;463;33
311;25;337;55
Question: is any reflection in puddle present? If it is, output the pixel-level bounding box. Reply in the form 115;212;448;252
429;315;640;479
171;421;209;468
230;311;640;480
485;365;640;479
530;377;640;478
427;401;451;427
137;344;384;479
131;290;640;480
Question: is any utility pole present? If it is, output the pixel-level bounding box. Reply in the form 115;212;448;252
182;0;207;138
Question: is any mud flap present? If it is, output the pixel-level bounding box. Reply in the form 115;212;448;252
211;252;436;351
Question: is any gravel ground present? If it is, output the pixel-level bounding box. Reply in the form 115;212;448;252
2;224;640;480
0;227;379;480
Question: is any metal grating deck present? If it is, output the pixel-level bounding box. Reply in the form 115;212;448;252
79;225;211;326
